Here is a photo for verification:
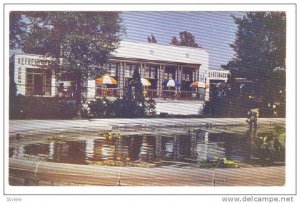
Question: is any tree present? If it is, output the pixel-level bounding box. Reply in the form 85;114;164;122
147;33;157;43
9;12;26;49
170;31;200;48
116;66;147;118
15;11;124;105
131;65;144;103
222;12;286;117
170;36;179;45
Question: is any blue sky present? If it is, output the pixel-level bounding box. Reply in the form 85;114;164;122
121;11;245;69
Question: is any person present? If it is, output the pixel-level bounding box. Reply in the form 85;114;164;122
246;107;259;129
57;83;66;98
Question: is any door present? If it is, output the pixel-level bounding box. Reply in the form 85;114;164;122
34;74;43;95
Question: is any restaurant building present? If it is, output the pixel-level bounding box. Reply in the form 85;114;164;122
10;41;211;101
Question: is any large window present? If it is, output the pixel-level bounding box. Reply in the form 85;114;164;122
164;66;176;80
182;69;193;81
104;63;118;77
144;65;157;79
26;68;52;96
125;63;140;78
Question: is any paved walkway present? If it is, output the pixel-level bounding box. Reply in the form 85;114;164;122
9;118;285;135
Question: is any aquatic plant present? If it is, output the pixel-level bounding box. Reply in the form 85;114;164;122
198;158;239;168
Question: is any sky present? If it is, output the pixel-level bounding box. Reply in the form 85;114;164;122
121;11;245;69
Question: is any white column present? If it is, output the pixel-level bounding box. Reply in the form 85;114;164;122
15;65;26;95
51;70;57;96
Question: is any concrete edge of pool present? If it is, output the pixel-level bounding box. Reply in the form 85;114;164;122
9;118;285;135
9;157;285;186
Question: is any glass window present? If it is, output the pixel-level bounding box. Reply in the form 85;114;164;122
145;65;157;79
150;67;156;79
25;68;52;96
125;63;139;78
105;63;118;76
144;66;150;78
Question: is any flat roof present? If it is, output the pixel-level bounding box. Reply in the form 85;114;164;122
113;41;208;65
11;41;209;66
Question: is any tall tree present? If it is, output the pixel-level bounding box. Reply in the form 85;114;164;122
15;11;124;104
170;36;179;45
170;31;200;48
121;66;146;117
131;65;144;103
9;12;26;49
147;33;157;43
223;12;286;116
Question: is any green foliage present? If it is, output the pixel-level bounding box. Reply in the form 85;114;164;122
219;12;286;117
170;31;200;48
86;96;156;118
18;12;124;68
88;98;107;118
9;12;26;49
227;12;286;78
255;128;285;163
145;98;156;116
58;101;79;119
147;34;157;43
112;99;144;118
198;158;239;168
170;36;179;46
10;96;78;119
131;66;144;102
203;80;284;118
11;11;124;108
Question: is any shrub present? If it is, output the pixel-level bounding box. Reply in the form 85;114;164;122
58;101;78;119
88;98;107;118
10;95;78;119
145;98;156;116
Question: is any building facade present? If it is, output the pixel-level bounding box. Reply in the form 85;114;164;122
11;41;215;101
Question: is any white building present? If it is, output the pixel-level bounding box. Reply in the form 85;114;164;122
10;41;212;100
10;54;57;96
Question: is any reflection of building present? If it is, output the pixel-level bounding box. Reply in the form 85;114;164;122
12;146;25;159
85;138;95;159
10;41;210;100
139;136;155;161
190;130;227;161
93;139;116;161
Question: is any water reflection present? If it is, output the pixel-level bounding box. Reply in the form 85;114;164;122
9;128;260;166
11;146;25;159
85;138;94;159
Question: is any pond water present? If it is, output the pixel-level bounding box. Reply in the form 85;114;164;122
9;125;285;167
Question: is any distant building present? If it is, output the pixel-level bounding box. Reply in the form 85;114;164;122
208;68;230;84
10;41;226;101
